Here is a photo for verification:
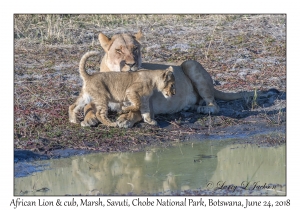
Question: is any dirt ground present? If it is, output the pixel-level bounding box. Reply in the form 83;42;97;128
14;14;286;159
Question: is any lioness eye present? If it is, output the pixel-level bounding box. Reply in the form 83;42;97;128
116;49;122;54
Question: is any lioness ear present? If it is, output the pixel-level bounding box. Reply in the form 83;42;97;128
99;33;112;52
134;29;143;42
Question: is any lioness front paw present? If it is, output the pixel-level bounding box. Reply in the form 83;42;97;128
145;119;157;126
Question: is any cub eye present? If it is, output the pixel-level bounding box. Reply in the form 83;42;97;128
116;49;122;54
171;84;174;88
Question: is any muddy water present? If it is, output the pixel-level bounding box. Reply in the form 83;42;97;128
14;140;286;196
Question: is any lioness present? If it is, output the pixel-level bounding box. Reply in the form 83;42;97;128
82;30;259;128
69;51;176;127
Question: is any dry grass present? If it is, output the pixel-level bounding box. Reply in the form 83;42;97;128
14;14;286;153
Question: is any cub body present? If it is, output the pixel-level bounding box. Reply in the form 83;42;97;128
69;51;175;127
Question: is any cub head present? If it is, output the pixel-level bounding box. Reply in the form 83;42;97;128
99;30;143;72
159;66;176;99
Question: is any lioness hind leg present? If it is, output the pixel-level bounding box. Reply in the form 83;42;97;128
192;94;220;114
192;102;220;114
192;95;220;114
81;102;99;127
117;111;143;128
181;60;220;114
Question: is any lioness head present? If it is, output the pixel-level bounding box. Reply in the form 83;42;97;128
159;66;176;99
99;30;143;72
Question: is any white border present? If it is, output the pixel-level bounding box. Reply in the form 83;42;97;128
2;0;298;209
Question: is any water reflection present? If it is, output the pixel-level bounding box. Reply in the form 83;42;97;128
14;140;286;195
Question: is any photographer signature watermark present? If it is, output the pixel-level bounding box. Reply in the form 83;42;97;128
206;181;278;192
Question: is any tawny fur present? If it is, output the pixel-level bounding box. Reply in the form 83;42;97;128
69;51;175;127
99;30;143;72
82;31;260;128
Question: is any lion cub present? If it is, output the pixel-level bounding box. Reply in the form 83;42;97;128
69;51;176;127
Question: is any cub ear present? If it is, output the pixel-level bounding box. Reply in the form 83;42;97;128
134;29;143;42
166;66;173;73
99;33;112;52
163;66;174;81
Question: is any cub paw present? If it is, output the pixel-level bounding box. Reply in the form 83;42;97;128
81;117;99;127
107;122;118;127
118;109;129;114
117;115;134;128
69;118;79;124
80;121;89;127
117;121;134;128
121;106;130;112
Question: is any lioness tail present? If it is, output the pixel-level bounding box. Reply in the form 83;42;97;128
214;89;261;101
79;51;101;80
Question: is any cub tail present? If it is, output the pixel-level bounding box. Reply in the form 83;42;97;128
79;51;101;80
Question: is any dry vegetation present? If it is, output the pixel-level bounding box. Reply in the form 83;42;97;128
14;14;286;153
